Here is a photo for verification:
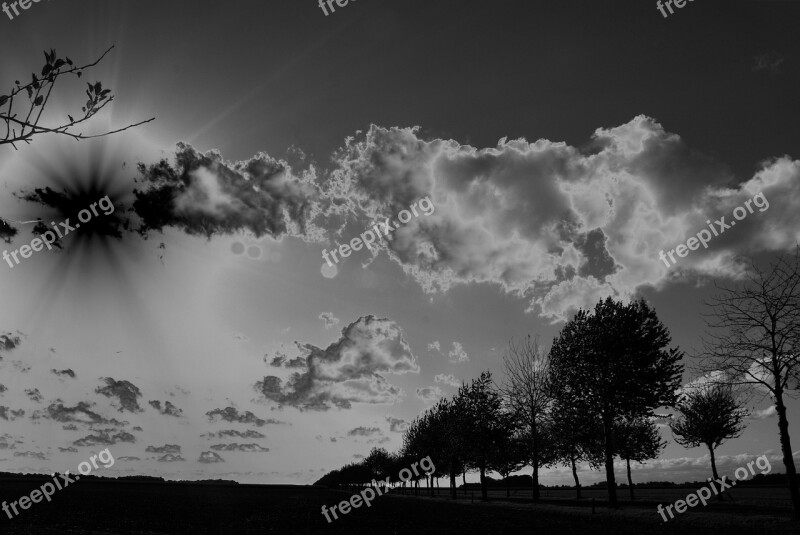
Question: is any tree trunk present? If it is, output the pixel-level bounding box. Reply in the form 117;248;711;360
532;417;540;501
775;391;800;520
463;470;467;495
571;452;582;500
708;444;720;480
603;414;618;507
430;474;435;497
626;458;634;501
479;462;487;501
450;461;457;499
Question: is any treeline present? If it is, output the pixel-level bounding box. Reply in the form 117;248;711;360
316;251;800;520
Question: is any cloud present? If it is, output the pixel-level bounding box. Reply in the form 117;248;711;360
416;386;444;403
51;369;76;379
427;341;441;353
319;312;340;329
385;416;409;433
132;142;324;242
255;315;419;410
58;446;78;453
434;373;461;388
0;332;22;352
209;443;269;452
73;430;136;447
447;342;469;363
753;53;785;74
202;429;266;440
347;426;382;437
157;454;186;462
0;223;18;244
14;451;47;460
44;402;126;426
205;407;285;427
325;122;800;321
750;406;777;420
25;388;43;403
0;407;24;421
0;384;5;393
149;400;183;417
146;444;182;454
118;456;141;461
95;378;143;413
198;451;225;463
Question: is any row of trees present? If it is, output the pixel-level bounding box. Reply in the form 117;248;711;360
316;250;800;520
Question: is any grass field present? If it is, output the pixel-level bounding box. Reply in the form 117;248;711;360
0;479;798;534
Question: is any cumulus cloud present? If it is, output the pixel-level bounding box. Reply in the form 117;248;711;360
73;430;136;447
146;444;182;454
325;121;800;321
447;342;469;363
0;407;24;421
149;400;183;417
198;451;225;463
51;369;76;379
254;315;419;410
44;402;126;426
416;386;444;403
95;378;143;413
434;373;461;387
209;443;269;452
133;142;325;242
347;426;382;437
157;454;186;462
385;416;409;433
202;429;266;440
319;312;340;329
0;332;22;352
206;407;284;427
427;341;441;353
25;388;43;403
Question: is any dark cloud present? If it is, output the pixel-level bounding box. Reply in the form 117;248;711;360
0;407;24;421
385;416;409;433
62;424;78;431
73;430;136;447
45;401;127;426
25;388;43;403
347;426;382;437
0;384;6;394
58;446;78;453
198;451;225;463
132;142;323;242
14;451;47;460
205;407;284;427
0;333;21;352
145;444;181;454
157;454;186;462
95;377;143;413
255;315;418;411
202;429;266;440
0;222;18;244
149;400;183;417
209;443;269;452
51;369;76;379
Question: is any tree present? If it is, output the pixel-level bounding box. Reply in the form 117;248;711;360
488;431;528;498
500;335;552;501
458;371;512;501
700;249;800;520
549;297;684;507
669;384;747;481
1;46;153;149
614;417;666;500
548;398;604;499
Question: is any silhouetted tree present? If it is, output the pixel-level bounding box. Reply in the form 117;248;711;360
500;335;552;500
669;383;747;481
549;297;684;507
614;417;666;500
700;249;800;520
548;398;604;499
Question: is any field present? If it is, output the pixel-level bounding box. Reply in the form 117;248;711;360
0;479;798;534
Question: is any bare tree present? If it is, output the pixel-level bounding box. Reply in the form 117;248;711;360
1;46;154;149
500;335;552;501
700;248;800;520
669;384;748;481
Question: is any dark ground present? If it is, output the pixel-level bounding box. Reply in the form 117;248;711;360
0;479;798;534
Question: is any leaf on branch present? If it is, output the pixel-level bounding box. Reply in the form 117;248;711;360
68;115;74;122
34;96;43;106
0;96;8;106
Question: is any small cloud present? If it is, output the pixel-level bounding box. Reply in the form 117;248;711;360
198;451;225;463
51;369;76;379
434;373;461;388
385;416;408;433
58;446;78;453
0;407;24;421
0;332;22;352
427;341;441;353
448;342;469;363
149;400;183;417
319;312;340;329
416;386;444;403
206;407;285;427
146;444;181;454
95;377;143;413
753;52;785;74
118;456;141;461
347;426;382;437
14;451;47;460
202;429;266;440
157;454;186;462
209;443;269;452
750;406;777;420
25;388;43;403
73;430;136;447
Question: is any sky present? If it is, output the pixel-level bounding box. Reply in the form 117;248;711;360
0;0;799;485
